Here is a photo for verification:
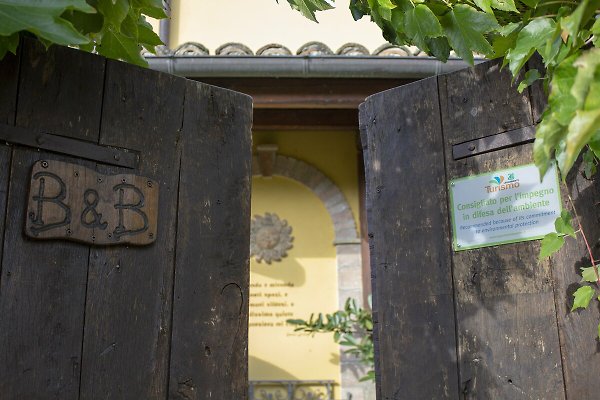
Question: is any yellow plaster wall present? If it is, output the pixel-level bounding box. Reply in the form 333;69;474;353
249;131;360;397
250;177;339;389
168;0;385;53
253;130;360;229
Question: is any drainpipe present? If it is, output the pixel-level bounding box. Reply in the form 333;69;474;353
159;0;171;48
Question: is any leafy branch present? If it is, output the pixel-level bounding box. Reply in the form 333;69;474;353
287;297;375;382
0;0;166;67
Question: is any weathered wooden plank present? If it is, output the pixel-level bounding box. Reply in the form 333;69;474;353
0;41;105;399
360;77;459;399
438;59;532;144
439;60;565;399
168;81;252;399
16;38;105;142
0;35;19;279
79;60;185;399
358;100;382;399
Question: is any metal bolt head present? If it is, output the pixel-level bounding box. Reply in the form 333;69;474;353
457;244;462;248
66;228;72;236
149;232;154;238
41;161;48;168
468;144;476;151
147;180;153;188
114;154;120;161
97;177;103;183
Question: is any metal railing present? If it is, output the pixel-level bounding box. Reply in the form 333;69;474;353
249;380;334;400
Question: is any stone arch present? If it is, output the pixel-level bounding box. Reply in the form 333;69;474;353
253;154;359;244
252;152;368;400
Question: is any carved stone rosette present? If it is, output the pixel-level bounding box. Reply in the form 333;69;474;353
250;212;294;264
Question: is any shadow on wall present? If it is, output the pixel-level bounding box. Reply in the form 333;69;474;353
249;356;298;380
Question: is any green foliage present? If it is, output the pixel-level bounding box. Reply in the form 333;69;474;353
580;266;599;283
539;232;564;261
539;211;575;260
572;285;595;311
278;0;334;22
287;297;374;381
0;0;165;67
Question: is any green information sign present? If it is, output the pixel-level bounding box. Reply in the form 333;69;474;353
449;163;562;251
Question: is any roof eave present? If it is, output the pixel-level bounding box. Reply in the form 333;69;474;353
146;55;483;79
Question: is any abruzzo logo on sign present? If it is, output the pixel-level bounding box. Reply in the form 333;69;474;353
449;163;562;251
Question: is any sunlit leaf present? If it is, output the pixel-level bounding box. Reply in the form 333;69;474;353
555;210;576;238
581;266;599;283
571;285;595;311
439;5;498;65
539;232;565;260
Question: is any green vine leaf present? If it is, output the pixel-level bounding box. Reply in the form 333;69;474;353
439;5;499;65
581;266;599;283
555;210;576;238
572;285;595;311
403;4;443;53
517;68;541;93
505;18;556;76
539;232;565;260
0;0;93;46
278;0;333;22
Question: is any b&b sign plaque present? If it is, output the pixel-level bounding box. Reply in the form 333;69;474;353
26;160;158;246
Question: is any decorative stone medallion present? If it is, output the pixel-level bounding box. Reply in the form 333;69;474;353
250;213;294;264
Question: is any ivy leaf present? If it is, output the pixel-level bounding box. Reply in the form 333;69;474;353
534;115;566;178
597;321;600;341
560;108;600;176
97;0;130;28
280;0;334;22
439;5;498;65
474;0;493;14
426;36;451;62
561;0;600;40
571;285;595;311
517;68;541;93
0;0;93;45
404;4;443;53
571;48;600;110
547;55;578;126
97;28;147;67
580;266;599;283
505;18;555;76
555;210;576;238
137;16;162;52
0;32;18;59
539;232;565;260
491;0;518;13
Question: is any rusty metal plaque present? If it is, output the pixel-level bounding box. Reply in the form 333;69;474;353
25;160;158;246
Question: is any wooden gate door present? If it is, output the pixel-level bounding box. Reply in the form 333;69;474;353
360;58;600;399
0;39;252;399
